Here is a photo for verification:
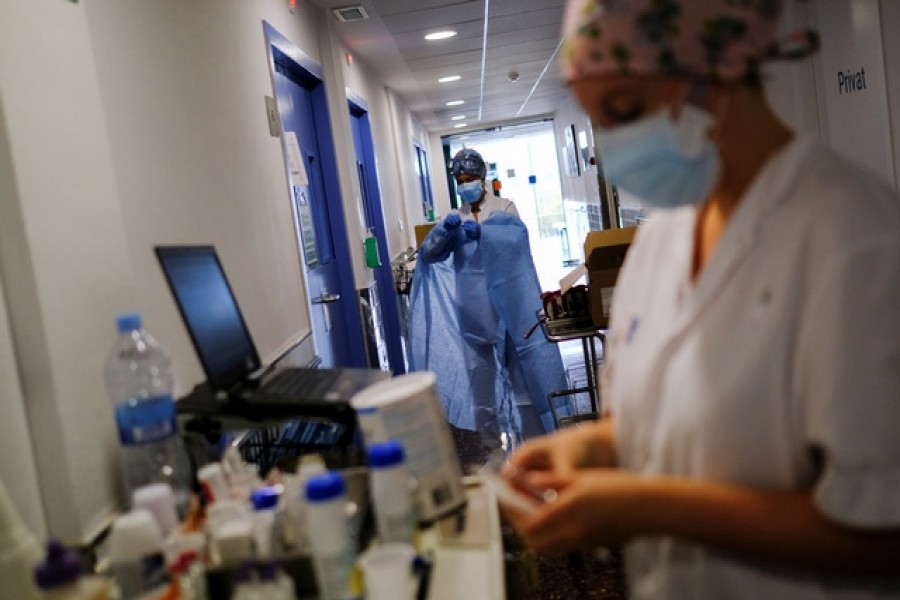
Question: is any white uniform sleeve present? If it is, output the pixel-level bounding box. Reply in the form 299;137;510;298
797;234;900;528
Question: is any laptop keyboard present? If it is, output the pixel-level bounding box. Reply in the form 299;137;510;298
262;368;342;400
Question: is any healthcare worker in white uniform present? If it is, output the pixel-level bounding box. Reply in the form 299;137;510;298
503;1;900;598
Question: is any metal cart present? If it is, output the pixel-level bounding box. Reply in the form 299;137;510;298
538;311;605;428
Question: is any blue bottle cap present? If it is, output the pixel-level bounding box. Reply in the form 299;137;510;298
305;471;346;502
34;540;82;590
250;486;280;511
368;439;406;469
115;312;142;333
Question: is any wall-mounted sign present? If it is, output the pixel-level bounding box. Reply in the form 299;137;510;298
294;188;318;268
284;131;309;187
814;0;895;186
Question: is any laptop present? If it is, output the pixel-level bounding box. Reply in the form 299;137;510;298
154;245;387;422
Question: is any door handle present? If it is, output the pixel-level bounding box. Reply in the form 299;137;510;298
313;292;341;304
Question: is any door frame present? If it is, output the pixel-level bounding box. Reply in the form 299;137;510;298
349;98;406;374
262;20;366;367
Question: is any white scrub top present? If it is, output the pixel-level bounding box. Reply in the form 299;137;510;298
459;194;519;222
604;136;900;599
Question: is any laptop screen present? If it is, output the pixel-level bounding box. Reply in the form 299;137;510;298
155;245;261;391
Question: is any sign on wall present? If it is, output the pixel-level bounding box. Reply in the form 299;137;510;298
813;0;896;187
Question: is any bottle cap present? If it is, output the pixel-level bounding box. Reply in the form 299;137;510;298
115;312;142;333
305;471;346;503
250;486;280;511
368;439;406;469
34;539;82;589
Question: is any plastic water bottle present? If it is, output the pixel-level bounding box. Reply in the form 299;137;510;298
368;439;416;544
105;312;191;516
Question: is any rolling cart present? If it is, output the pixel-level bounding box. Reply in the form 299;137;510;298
537;310;605;428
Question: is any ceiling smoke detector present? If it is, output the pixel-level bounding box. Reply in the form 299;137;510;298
332;5;370;22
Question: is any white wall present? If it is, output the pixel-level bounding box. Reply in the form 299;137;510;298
553;95;604;207
0;0;139;543
879;0;900;187
0;0;425;543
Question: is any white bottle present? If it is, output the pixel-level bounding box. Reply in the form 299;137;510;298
258;562;296;600
249;485;280;559
0;480;42;600
107;509;168;600
33;539;109;600
104;313;192;517
280;456;326;552
368;439;416;544
305;471;354;600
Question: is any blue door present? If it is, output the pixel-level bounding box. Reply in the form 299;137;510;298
265;23;366;368
414;144;435;219
349;103;406;374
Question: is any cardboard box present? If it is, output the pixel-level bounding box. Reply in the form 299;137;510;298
583;227;637;328
414;223;436;248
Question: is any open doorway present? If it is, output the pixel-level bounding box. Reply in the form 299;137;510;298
443;120;588;292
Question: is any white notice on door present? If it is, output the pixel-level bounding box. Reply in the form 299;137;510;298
284;131;309;186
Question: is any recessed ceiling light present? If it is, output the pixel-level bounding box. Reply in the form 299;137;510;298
446;100;465;106
451;115;466;121
438;75;461;83
454;123;468;128
425;30;457;41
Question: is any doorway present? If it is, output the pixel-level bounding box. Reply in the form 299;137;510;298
349;100;405;374
263;22;366;368
444;120;586;291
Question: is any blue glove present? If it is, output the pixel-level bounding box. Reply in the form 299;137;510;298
462;219;481;240
443;213;461;230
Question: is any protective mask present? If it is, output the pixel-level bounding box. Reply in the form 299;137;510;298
457;180;483;204
597;104;720;209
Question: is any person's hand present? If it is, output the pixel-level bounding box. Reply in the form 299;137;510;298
443;213;461;230
502;468;646;554
462;219;481;240
509;420;613;476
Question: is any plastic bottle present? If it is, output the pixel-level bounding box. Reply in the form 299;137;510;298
230;562;260;600
250;486;281;559
305;471;354;600
105;312;192;516
107;509;168;600
367;440;416;544
258;562;296;600
33;540;109;600
280;455;326;552
0;480;43;600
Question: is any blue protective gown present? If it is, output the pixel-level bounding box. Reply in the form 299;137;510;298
408;212;568;441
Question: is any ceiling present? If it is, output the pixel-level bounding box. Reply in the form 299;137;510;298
310;0;571;136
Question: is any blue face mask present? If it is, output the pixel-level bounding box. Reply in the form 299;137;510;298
457;180;483;204
597;104;720;209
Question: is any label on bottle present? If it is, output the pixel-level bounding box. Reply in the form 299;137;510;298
378;509;415;543
115;394;178;445
312;547;353;600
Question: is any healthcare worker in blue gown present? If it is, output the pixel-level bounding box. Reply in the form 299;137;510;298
408;148;569;459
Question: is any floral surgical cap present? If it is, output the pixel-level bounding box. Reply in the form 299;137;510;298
561;0;815;83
